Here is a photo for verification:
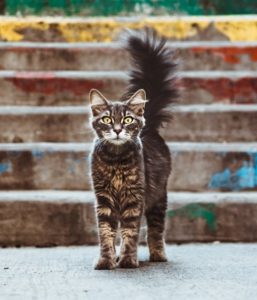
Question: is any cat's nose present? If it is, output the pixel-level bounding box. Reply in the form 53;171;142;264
114;128;122;135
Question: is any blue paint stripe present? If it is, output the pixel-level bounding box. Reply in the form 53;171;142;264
0;162;12;174
209;153;257;191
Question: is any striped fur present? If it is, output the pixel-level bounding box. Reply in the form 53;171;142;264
90;28;177;269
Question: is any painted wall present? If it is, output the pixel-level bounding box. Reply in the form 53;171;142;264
3;0;257;16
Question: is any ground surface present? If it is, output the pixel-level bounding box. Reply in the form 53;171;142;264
0;244;256;300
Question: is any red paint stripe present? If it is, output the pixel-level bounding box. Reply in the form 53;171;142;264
183;77;257;103
192;46;257;64
7;77;104;95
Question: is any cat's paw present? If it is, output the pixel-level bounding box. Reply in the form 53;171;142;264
149;252;168;262
94;257;116;270
117;256;139;269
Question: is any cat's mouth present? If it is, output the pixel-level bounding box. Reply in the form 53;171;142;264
109;136;127;145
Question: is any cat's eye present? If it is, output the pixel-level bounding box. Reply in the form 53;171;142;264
101;116;112;124
123;116;134;124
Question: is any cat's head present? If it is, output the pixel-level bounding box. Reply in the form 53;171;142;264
89;89;146;145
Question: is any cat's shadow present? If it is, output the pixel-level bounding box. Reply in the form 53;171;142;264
139;260;169;268
115;259;173;271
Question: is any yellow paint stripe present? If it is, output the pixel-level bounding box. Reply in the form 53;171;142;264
0;16;257;42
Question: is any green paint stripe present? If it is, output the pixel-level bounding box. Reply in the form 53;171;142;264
5;0;257;16
167;203;217;231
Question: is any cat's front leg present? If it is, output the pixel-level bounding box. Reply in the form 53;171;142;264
118;196;143;268
94;195;118;270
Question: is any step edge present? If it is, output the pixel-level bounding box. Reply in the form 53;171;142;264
1;70;257;79
0;104;256;115
0;142;256;152
1;41;257;49
1;15;257;22
0;190;256;204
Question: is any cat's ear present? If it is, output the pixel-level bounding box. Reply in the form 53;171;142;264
126;89;147;116
89;89;110;116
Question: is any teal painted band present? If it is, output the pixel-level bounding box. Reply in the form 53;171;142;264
167;203;217;231
5;0;257;16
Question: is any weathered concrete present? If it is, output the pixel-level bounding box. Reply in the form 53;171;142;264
179;41;257;71
0;191;257;246
1;16;257;42
182;71;257;104
1;41;257;71
0;197;96;246
0;104;256;143
168;104;257;142
0;71;257;105
0;109;93;143
0;244;257;300
0;142;256;191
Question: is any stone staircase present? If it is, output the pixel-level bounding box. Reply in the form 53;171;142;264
0;16;257;246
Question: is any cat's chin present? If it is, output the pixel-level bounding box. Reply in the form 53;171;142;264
108;139;128;145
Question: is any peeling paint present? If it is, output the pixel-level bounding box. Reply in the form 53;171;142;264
3;73;257;105
7;77;103;96
209;154;257;191
167;203;216;231
183;76;257;104
191;46;257;64
0;162;12;174
0;17;257;42
32;150;45;159
66;157;84;174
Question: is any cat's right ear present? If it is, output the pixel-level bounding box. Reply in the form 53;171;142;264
89;89;110;116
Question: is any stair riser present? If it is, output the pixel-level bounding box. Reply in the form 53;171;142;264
1;200;256;246
0;110;256;143
0;147;256;191
0;201;97;246
0;74;256;105
1;44;257;71
168;110;257;142
0;17;257;42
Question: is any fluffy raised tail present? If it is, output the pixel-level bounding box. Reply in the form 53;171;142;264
121;27;179;133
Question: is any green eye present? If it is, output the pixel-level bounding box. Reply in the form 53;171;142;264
102;116;112;124
123;116;133;124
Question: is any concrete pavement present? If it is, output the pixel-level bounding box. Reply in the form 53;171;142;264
0;244;256;300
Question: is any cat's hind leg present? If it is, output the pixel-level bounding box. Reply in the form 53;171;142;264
146;195;168;262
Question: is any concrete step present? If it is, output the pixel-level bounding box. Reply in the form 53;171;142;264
0;71;257;105
0;142;256;191
0;16;257;42
1;41;257;71
0;105;256;143
0;190;257;246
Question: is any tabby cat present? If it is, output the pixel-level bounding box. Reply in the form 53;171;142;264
89;28;178;269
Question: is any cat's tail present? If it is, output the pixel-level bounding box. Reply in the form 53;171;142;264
121;27;179;133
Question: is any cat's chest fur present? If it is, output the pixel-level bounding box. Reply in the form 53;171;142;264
92;149;144;195
110;167;124;191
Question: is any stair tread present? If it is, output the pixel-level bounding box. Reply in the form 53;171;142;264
2;41;257;48
0;104;257;113
0;190;256;203
1;70;257;77
0;142;256;151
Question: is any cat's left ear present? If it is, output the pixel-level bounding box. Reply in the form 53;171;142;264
126;89;147;116
89;89;110;116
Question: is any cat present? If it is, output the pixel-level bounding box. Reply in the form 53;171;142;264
89;28;178;269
